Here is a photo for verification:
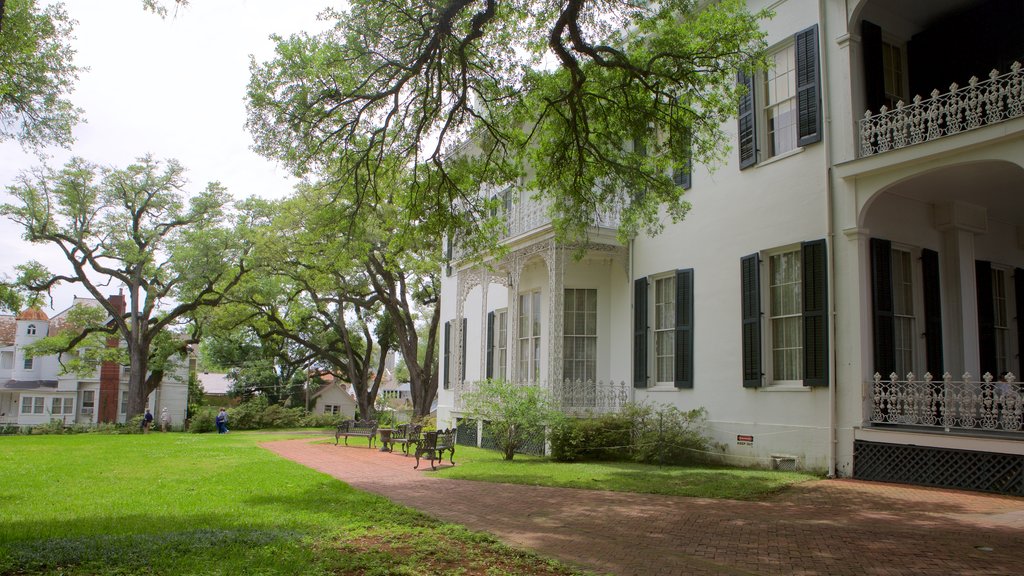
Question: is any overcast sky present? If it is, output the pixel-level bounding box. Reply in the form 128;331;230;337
0;0;333;313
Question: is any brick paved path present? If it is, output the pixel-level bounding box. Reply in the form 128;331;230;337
263;439;1024;576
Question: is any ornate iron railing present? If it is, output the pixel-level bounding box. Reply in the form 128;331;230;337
502;194;623;239
870;371;1022;433
453;378;633;415
859;62;1024;157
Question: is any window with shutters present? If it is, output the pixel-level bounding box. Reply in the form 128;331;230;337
635;269;693;390
563;289;596;383
737;25;820;169
489;309;508;380
743;240;828;388
518;291;542;383
870;239;943;379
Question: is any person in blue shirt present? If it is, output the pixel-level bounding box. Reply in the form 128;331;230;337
142;409;154;433
215;408;229;434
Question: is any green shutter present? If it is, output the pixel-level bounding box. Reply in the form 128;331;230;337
485;311;495;379
801;240;828;387
737;70;757;169
675;269;694;389
443;320;451;389
870;238;895;377
861;20;886;114
976;261;997;379
741;254;761;388
921;249;944;377
634;277;649;388
795;25;822;147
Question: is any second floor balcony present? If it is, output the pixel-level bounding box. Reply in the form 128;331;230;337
860;62;1024;157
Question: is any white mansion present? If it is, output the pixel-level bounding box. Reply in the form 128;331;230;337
438;0;1024;494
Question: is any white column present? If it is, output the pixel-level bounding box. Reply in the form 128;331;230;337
936;201;988;378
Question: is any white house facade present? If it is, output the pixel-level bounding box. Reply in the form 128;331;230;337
0;296;191;429
438;0;1024;495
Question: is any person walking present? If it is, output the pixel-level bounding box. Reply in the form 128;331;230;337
142;409;154;433
160;407;171;432
215;408;229;434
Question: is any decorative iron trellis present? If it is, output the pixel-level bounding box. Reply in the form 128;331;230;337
854;440;1024;496
859;61;1024;156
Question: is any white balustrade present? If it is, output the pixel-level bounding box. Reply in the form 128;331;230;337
453;378;633;414
860;62;1024;156
870;371;1022;432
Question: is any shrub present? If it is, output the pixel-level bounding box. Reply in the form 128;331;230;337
299;412;343;428
629;404;712;466
188;406;219;434
549;413;632;462
462;379;558;461
30;419;66;435
549;403;714;465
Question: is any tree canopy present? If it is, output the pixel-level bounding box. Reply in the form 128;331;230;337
247;0;768;244
1;155;255;417
0;0;82;149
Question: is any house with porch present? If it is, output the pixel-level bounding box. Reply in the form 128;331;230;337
438;0;1024;494
0;296;191;429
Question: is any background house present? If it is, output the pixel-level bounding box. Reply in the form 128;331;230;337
438;0;1024;494
310;377;357;419
0;296;191;428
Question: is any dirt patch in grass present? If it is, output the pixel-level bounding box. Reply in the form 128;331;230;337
336;533;593;576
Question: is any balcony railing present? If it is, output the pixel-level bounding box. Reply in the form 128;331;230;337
501;192;623;239
870;371;1022;433
454;379;633;415
859;62;1024;157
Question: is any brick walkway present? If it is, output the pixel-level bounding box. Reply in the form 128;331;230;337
263;439;1024;576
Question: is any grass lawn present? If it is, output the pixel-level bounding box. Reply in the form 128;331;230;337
0;431;593;576
434;445;820;500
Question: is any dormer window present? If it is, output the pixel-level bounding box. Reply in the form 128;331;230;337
27;324;36;335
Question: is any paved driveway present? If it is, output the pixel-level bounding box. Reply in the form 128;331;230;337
263;439;1024;576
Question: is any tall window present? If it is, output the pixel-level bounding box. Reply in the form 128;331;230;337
518;291;541;382
23;356;33;370
891;249;916;378
21;396;44;414
764;42;798;157
769;250;802;381
120;390;128;415
653;276;676;383
738;25;820;170
491;309;508;380
81;390;95;415
563;289;597;382
993;267;1010;376
881;40;907;109
26;324;36;335
0;351;12;369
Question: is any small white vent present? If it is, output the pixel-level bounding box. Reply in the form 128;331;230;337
771;455;798;471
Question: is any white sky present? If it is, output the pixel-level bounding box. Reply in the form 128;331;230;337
0;0;334;314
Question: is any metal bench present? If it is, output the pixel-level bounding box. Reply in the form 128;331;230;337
335;419;378;448
386;423;422;455
414;428;457;470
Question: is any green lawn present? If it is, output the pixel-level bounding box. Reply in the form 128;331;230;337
0;432;593;576
434;445;819;500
